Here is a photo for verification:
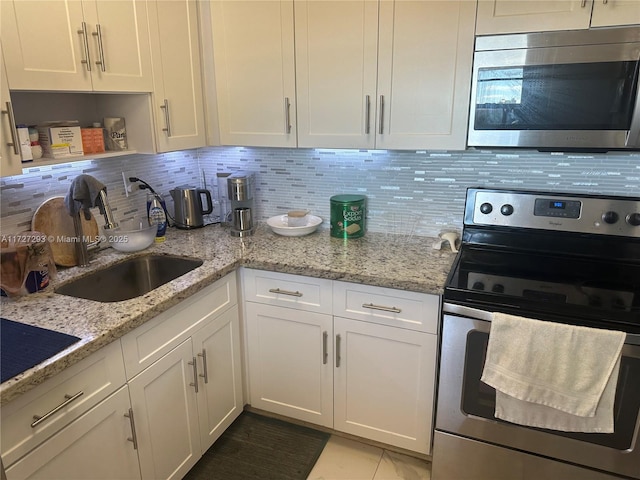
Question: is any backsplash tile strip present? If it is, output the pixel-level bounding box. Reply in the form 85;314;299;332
1;147;638;239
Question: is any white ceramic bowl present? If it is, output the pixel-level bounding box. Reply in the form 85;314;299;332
267;214;322;236
109;218;157;252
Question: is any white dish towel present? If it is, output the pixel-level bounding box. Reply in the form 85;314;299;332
481;312;626;433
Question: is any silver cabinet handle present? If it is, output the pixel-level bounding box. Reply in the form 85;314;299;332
322;331;328;365
198;349;209;384
603;0;608;4
77;22;92;71
365;95;371;134
378;95;385;135
160;99;171;137
335;334;341;368
581;0;586;6
188;357;199;393
284;97;292;133
124;408;138;450
92;24;106;71
2;102;20;155
31;391;84;428
362;303;401;314
268;288;302;297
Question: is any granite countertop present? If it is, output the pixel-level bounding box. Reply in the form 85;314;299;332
0;223;457;405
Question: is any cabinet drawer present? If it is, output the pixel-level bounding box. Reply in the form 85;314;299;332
1;340;126;467
333;281;440;334
242;269;332;314
121;271;237;379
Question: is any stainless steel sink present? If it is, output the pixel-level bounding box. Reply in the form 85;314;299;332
55;254;203;302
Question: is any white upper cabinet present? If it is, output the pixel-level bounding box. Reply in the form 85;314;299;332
1;48;22;177
207;0;297;147
375;0;476;150
590;0;640;27
294;0;379;149
1;0;153;92
476;0;640;35
147;0;206;152
295;0;475;151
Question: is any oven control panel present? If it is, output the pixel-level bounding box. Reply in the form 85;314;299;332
467;188;640;237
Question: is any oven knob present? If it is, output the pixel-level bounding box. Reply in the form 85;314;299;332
602;211;619;224
472;281;485;291
480;202;493;214
627;212;640;226
492;284;505;293
500;204;514;216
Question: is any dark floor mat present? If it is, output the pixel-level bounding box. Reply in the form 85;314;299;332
184;411;330;480
1;318;81;383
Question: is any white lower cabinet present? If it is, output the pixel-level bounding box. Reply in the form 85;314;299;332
333;316;437;454
128;339;201;480
5;386;140;480
243;269;440;454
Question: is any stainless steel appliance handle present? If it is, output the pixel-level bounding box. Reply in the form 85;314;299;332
124;408;139;450
580;0;586;6
365;95;371;134
626;77;640;147
268;288;302;297
92;24;106;72
378;95;385;135
31;391;84;428
78;22;92;71
362;303;401;314
2;102;20;155
198;349;209;384
335;334;341;368
188;357;199;393
322;331;328;365
160;99;172;137
284;97;292;134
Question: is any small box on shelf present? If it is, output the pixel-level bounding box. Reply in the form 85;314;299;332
81;125;106;154
37;122;84;159
104;117;128;151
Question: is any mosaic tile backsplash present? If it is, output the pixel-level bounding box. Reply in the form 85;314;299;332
2;147;639;239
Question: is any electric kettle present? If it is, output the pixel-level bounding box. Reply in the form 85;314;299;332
170;186;213;229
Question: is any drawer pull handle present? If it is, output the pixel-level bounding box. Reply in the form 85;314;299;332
31;391;84;428
268;288;303;297
322;331;328;365
362;303;401;314
189;357;199;393
2;102;20;155
335;334;341;368
78;22;92;71
198;349;209;384
124;408;138;450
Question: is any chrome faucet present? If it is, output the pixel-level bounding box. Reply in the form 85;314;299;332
66;174;118;266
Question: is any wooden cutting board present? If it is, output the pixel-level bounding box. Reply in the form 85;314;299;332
31;196;100;267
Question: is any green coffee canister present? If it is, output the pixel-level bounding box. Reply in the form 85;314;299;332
330;194;366;238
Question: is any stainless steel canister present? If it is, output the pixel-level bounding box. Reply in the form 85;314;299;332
330;194;366;238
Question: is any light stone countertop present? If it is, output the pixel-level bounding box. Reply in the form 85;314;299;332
0;223;457;405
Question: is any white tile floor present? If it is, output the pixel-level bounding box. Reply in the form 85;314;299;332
307;436;432;480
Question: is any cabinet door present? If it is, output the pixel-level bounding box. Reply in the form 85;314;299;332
1;0;92;91
128;339;200;480
82;0;153;92
294;0;379;149
375;0;475;150
147;0;206;152
192;306;243;452
1;49;22;177
333;316;437;454
209;0;297;147
245;302;333;427
476;0;593;34
5;387;140;480
590;0;640;27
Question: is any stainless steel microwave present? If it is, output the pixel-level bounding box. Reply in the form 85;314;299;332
467;27;640;151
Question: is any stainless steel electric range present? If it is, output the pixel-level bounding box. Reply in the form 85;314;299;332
432;188;640;480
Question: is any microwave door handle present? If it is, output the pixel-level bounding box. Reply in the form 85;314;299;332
626;69;640;147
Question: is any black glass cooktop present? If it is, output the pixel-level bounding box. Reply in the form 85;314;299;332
444;245;640;333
